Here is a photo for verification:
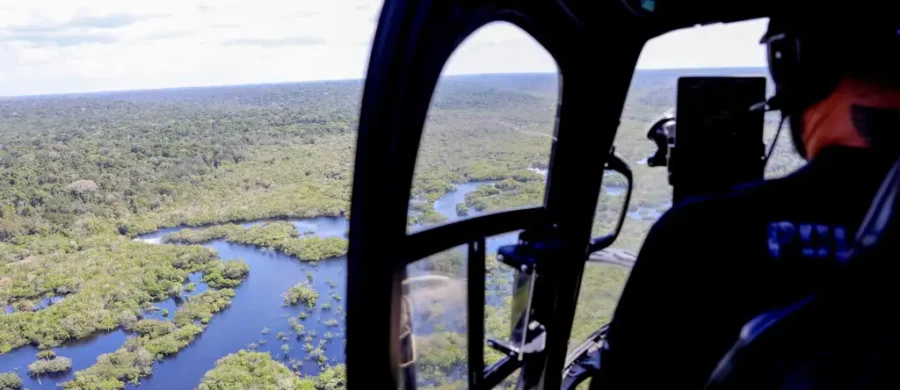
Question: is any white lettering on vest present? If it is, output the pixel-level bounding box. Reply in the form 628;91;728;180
767;221;851;261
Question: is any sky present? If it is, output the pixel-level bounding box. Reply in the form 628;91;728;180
0;0;769;96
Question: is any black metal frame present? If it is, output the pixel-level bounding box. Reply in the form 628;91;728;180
404;208;545;263
468;236;487;388
348;0;776;388
589;153;634;253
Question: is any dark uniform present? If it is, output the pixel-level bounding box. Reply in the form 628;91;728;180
596;146;896;389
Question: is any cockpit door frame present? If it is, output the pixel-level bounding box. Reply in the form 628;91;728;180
348;0;650;388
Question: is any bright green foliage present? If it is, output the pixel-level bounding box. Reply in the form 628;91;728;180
129;319;176;338
195;350;316;390
309;347;325;363
283;283;318;308
62;347;154;389
420;250;466;276
410;206;448;226
166;222;347;261
0;372;22;390
27;356;72;376
228;222;347;261
494;179;522;191
139;324;203;358
0;241;220;352
414;332;467;385
163;225;243;244
485;297;512;365
173;290;236;326
410;74;556;206
0;81;361;244
36;349;56;360
569;264;630;344
63;288;234;388
464;180;544;212
316;365;346;390
202;261;249;289
454;203;468;217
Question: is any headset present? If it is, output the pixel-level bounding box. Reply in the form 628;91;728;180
762;18;840;159
763;16;900;160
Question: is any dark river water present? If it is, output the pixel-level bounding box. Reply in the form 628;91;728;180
0;181;526;389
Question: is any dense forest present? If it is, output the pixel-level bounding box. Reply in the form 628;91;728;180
0;68;805;388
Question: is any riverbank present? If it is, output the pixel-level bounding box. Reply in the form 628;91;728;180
0;173;642;389
0;179;511;389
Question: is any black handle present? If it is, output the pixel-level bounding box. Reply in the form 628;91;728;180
589;153;633;253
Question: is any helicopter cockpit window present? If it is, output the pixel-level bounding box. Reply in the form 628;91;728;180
399;22;558;389
406;22;559;233
569;17;807;352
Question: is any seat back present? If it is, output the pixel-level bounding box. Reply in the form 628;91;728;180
706;157;900;390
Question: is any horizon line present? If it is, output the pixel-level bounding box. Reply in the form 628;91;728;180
0;66;768;99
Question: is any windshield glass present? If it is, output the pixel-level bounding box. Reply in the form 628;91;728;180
568;17;806;384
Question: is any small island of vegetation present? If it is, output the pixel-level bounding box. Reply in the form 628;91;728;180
0;372;22;390
27;355;72;376
62;289;238;388
164;221;348;261
283;283;319;308
195;350;345;390
0;241;244;353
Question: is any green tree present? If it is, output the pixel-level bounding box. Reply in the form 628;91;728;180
0;372;22;390
195;350;315;390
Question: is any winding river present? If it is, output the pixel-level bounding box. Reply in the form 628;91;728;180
0;181;521;389
0;178;651;389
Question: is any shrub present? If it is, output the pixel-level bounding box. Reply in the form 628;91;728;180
36;349;56;360
0;372;22;390
27;357;72;376
283;283;318;308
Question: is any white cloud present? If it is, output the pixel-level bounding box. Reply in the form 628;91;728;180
0;0;769;96
443;18;768;76
637;18;768;69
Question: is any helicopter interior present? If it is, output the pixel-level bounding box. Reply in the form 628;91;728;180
347;1;898;389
